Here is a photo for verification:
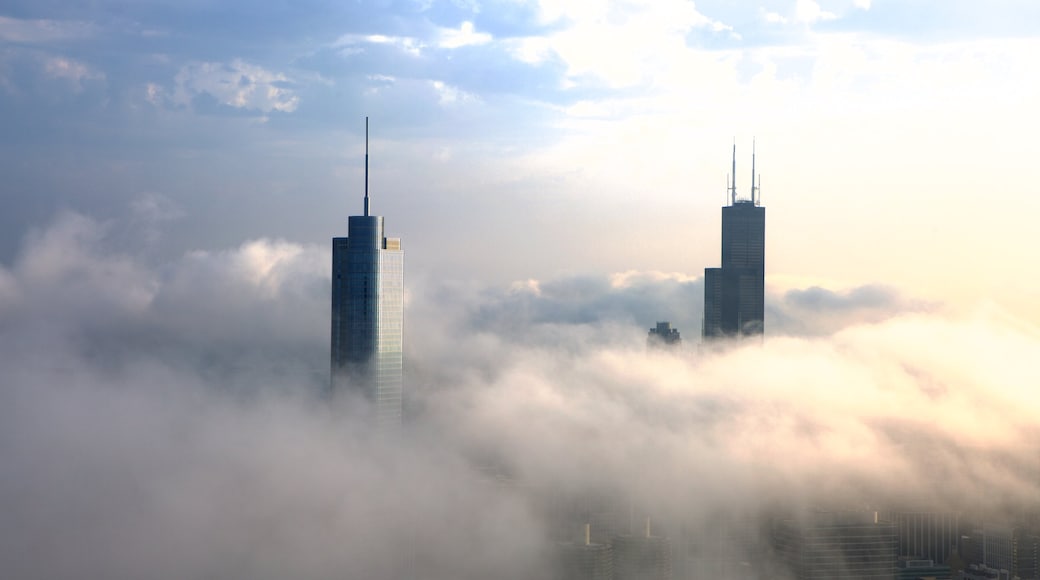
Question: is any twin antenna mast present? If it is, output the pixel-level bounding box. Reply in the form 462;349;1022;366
363;116;370;217
727;139;761;206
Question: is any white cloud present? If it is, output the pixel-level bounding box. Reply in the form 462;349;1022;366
438;21;492;49
608;270;698;289
184;239;309;299
853;0;872;10
5;211;1040;580
42;56;104;91
333;33;425;57
12;212;156;317
762;9;788;24
173;59;299;113
507;0;734;88
795;0;838;24
336;22;491;57
430;80;479;106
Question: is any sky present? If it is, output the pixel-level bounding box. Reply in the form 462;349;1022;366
4;1;1040;578
3;0;1040;318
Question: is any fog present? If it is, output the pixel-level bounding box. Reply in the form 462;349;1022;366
2;211;1039;579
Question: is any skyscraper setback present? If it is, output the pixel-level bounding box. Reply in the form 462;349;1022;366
331;119;404;425
703;143;765;340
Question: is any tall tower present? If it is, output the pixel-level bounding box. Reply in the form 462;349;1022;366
331;118;404;425
703;141;765;340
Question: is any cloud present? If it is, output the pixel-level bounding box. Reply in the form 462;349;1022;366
430;79;480;106
510;0;734;88
762;10;788;25
438;20;492;49
794;0;838;24
334;20;491;60
769;283;934;336
9;211;156;319
172;59;299;113
333;33;426;57
4;209;1040;578
0;16;96;43
129;192;185;244
42;55;102;85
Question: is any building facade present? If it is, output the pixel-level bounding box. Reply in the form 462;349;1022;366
331;121;404;426
774;512;899;580
647;322;682;350
877;511;961;565
703;143;765;340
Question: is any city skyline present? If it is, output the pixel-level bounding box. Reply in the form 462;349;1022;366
3;1;1040;579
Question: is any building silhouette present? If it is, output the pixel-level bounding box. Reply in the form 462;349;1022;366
647;322;681;350
554;525;614;580
331;119;404;425
703;142;765;340
774;511;898;580
612;518;672;580
877;510;960;565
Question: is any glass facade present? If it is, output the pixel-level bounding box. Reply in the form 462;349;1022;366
703;200;765;339
331;215;404;425
775;513;898;580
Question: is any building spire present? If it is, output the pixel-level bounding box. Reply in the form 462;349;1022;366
363;117;370;216
750;138;757;205
729;140;737;205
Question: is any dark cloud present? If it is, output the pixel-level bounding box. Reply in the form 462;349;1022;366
768;283;932;336
786;284;898;310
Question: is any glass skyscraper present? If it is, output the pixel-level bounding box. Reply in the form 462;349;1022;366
703;143;765;340
330;121;404;425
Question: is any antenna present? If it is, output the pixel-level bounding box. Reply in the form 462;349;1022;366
750;138;757;205
364;117;370;216
730;140;737;205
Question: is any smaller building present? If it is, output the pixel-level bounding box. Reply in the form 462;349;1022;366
896;558;951;580
554;525;613;580
647;322;681;350
774;511;898;580
613;526;672;580
959;563;1004;580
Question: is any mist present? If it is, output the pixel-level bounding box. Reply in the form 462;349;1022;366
2;210;1039;579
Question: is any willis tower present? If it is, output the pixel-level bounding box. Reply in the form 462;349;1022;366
703;142;765;340
331;119;404;425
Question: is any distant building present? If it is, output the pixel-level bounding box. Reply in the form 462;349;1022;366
896;558;951;580
960;563;1004;580
980;523;1015;575
879;511;961;565
675;511;771;580
1016;529;1040;580
613;519;671;580
954;522;1040;579
330;119;404;426
774;511;898;580
703;142;765;341
647;322;681;350
554;525;613;580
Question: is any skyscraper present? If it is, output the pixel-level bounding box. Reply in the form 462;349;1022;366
647;322;682;350
703;142;765;340
331;119;404;425
774;512;898;580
